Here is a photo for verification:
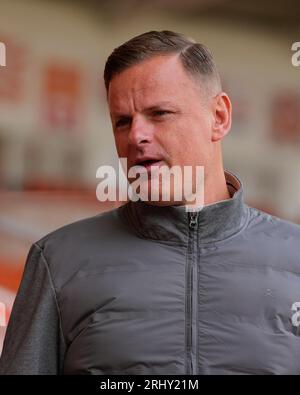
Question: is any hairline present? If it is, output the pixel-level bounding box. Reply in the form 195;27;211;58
106;52;221;101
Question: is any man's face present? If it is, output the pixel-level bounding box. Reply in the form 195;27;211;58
108;54;217;205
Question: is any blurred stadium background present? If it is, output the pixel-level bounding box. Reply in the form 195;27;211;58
1;0;300;354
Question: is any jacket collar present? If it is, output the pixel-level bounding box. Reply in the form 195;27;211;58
118;170;249;246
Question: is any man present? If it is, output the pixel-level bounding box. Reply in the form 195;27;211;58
1;30;300;375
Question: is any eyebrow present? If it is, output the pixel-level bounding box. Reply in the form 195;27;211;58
111;101;178;118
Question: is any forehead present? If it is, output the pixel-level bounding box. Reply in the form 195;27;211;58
108;54;200;111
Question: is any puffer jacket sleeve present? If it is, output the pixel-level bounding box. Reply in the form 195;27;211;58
0;243;66;375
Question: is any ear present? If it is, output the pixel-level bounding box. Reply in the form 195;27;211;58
211;92;232;142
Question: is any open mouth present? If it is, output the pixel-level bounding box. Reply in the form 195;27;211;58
138;159;161;168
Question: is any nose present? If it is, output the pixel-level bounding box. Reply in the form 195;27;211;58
128;115;154;147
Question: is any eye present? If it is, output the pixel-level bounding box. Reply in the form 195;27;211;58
115;117;131;128
152;110;171;117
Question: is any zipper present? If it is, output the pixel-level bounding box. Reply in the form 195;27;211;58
186;211;198;374
189;211;198;229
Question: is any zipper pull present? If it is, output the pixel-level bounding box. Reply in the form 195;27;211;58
189;212;198;229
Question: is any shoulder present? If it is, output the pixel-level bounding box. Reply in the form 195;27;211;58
36;206;121;249
246;205;300;239
30;206;126;288
243;205;300;272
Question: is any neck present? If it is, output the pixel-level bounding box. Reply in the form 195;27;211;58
202;166;231;206
175;166;231;210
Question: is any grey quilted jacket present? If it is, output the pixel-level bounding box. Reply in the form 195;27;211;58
1;170;300;375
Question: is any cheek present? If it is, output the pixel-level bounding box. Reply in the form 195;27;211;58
186;116;212;149
169;126;211;166
114;133;128;156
